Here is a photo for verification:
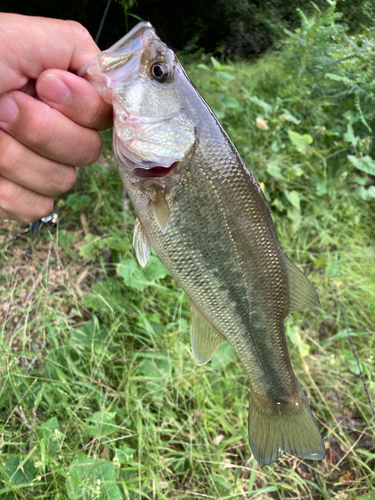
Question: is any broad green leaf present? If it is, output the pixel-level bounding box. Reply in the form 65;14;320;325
212;107;225;120
285;190;301;209
88;411;118;438
66;193;91;212
325;72;355;85
343;123;359;145
287;207;302;225
71;318;109;351
209;79;221;87
58;230;76;259
219;96;240;108
249;96;273;118
286;326;309;358
197;63;214;74
114;445;136;464
143;255;169;282
325;261;341;279
79;234;104;258
117;258;150;291
82;293;107;311
2;456;37;486
287;130;313;154
354;176;367;186
329;329;358;342
216;71;236;82
315;180;328;197
312;254;327;268
65;456;122;500
356;493;375;500
266;162;283;180
355;185;375;201
102;236;129;252
348;155;375;175
210;57;234;71
40;417;61;454
139;355;171;399
281;109;301;124
89;280;127;312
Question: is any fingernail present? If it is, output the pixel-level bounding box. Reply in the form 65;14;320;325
0;94;19;124
38;75;70;104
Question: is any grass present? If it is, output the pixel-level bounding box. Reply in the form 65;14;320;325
1;21;375;500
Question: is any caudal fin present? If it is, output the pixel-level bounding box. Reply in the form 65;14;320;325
248;389;325;467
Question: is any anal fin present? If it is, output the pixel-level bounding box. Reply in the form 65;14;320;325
133;216;151;268
283;254;320;315
190;302;225;365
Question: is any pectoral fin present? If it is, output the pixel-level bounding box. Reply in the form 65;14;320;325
283;254;320;315
151;192;170;234
133;216;151;268
190;302;225;365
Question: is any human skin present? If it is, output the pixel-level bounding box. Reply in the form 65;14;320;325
0;13;113;222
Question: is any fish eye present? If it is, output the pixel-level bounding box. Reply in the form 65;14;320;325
149;61;172;83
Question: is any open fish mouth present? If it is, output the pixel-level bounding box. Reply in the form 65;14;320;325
132;162;179;178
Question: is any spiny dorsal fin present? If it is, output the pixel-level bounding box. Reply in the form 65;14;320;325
133;216;151;268
190;302;225;366
283;253;321;315
151;191;170;234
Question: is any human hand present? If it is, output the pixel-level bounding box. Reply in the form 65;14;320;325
0;13;113;222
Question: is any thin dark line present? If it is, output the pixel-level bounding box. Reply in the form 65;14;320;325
95;0;112;46
333;282;375;418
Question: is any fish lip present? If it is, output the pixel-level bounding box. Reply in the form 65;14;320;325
78;22;157;84
106;21;153;53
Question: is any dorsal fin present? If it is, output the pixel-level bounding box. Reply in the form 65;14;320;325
283;254;321;315
151;191;170;234
133;216;151;268
190;302;225;366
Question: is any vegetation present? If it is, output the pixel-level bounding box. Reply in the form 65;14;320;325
2;0;375;56
1;3;374;499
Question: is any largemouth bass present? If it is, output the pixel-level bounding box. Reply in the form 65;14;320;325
80;22;325;467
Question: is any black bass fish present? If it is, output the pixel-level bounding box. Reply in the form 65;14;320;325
80;22;325;467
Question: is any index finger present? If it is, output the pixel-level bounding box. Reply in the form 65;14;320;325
0;13;100;95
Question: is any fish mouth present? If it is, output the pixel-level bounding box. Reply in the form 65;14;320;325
132;162;179;178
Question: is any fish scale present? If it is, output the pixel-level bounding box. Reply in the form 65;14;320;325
81;21;325;467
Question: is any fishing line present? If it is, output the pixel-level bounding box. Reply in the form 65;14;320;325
333;281;375;418
95;0;112;46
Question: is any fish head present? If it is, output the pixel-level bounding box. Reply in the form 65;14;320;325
81;22;197;178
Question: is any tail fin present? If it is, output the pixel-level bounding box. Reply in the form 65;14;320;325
248;388;325;467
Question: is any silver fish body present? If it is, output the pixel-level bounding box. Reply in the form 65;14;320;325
81;22;325;467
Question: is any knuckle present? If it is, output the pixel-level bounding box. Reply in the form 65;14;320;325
32;197;54;221
26;112;53;151
62;166;77;191
65;20;94;50
0;132;22;175
51;165;77;195
0;175;21;207
77;132;102;166
22;197;54;223
66;20;89;38
0;175;54;223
